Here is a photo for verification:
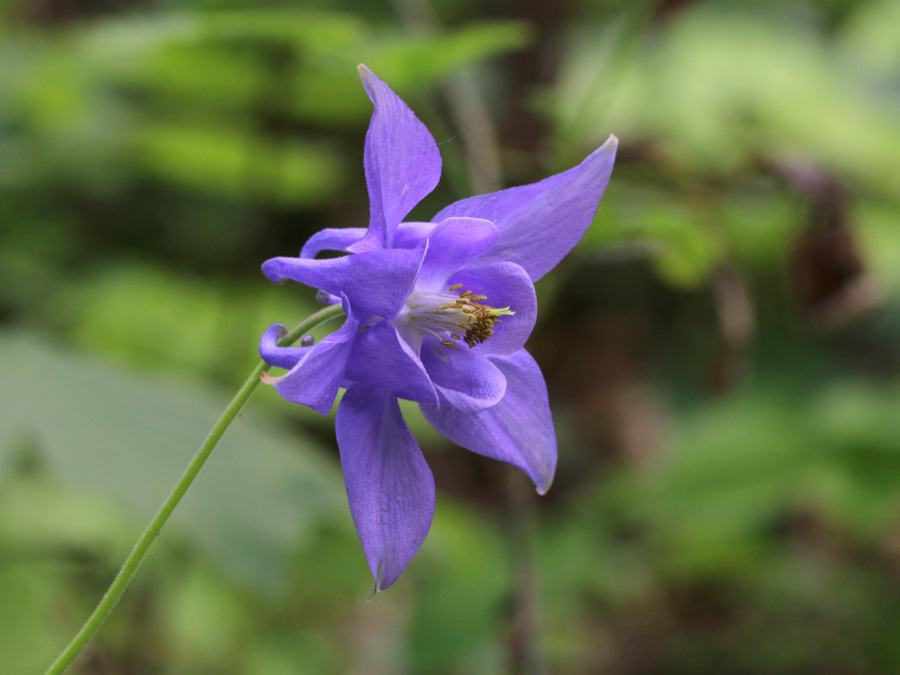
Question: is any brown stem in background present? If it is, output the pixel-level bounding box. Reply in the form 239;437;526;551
504;468;547;675
708;263;755;393
779;162;879;329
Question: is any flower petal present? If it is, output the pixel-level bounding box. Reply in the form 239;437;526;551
300;228;367;258
344;321;438;404
416;217;499;291
420;339;506;412
262;246;425;319
336;385;435;591
258;323;310;370
350;65;442;252
393;221;436;249
433;135;618;281
449;262;536;355
420;349;556;494
260;309;360;414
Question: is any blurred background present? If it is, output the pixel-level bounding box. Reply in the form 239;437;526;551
3;0;900;672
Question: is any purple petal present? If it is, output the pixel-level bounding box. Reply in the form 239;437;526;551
260;310;360;414
344;321;438;404
393;221;437;249
300;228;367;258
449;262;536;355
336;385;435;591
416;217;499;291
349;65;442;252
258;323;310;370
419;340;506;412
262;246;425;319
433;135;618;281
420;349;556;494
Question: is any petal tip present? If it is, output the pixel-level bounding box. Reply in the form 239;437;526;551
357;64;382;101
535;478;553;496
597;133;618;156
365;564;383;598
259;322;288;349
534;460;556;495
260;371;283;385
261;259;287;285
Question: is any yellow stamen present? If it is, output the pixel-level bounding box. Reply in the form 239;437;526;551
443;285;516;348
403;282;516;351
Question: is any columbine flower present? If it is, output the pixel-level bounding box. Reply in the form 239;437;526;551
260;65;616;590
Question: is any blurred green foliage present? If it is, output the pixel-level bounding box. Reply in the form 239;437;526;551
3;0;900;673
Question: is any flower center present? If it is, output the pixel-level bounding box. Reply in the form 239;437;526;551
401;283;515;350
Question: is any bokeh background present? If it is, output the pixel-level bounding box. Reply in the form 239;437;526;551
4;0;900;672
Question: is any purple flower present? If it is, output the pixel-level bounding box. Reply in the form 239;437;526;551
260;65;616;590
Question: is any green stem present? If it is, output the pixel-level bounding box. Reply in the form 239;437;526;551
45;303;345;675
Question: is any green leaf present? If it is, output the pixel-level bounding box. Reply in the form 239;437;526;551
133;121;345;205
53;262;319;384
551;9;900;196
0;331;347;592
362;22;533;87
291;21;534;125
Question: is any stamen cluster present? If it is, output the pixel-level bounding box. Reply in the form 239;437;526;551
402;283;515;351
439;283;513;349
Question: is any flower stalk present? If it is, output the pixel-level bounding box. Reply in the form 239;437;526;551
45;302;345;675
